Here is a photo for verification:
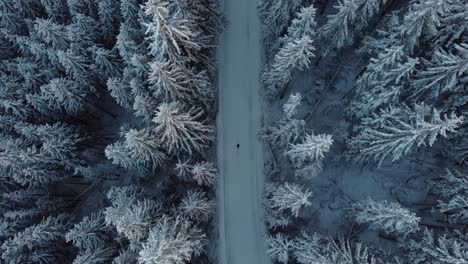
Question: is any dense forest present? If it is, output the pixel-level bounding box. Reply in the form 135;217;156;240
259;0;467;263
0;0;467;263
0;0;222;263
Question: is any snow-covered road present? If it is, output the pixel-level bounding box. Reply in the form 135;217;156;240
216;0;270;263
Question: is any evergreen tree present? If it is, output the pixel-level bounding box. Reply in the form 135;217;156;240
148;59;192;102
1;214;70;263
175;158;193;180
285;5;317;41
138;215;205;264
143;0;203;62
124;128;166;171
263;198;292;230
93;47;123;79
113;248;139;264
120;0;141;28
260;98;306;151
350;199;420;236
57;49;90;83
180;190;214;223
107;78;133;109
266;233;293;264
110;199;160;242
72;241;116;264
431;169;468;223
319;0;359;51
152;102;214;156
283;93;302;119
292;232;326;264
292;232;379;264
190;161;217;187
39;0;68;23
411;44;468;100
34;18;70;50
403;228;468;264
401;0;453;52
37;77;88;114
258;0;302;47
98;0;120;42
105;141;139;171
287;133;333;169
348;104;463;166
267;182;312;217
263;37;315;98
66;212;110;250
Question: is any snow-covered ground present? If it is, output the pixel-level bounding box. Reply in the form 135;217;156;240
216;0;271;263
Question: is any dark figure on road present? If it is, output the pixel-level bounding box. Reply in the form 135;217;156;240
236;144;240;148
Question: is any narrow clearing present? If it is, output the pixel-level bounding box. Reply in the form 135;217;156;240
216;0;270;263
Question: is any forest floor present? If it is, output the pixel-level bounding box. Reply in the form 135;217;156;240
216;0;270;263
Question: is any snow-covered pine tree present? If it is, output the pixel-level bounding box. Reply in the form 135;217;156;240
104;186;161;242
294;161;323;180
287;133;333;168
40;0;68;23
348;104;464;166
105;141;140;171
263;37;315;98
283;93;302;119
351;45;415;117
292;232;380;264
258;0;302;49
180;190;215;223
66;211;110;251
97;0;120;43
152;102;214;156
104;185;144;225
111;199;160;242
318;0;387;53
124;128;166;171
143;0;203;62
138;215;205;264
15;122;82;168
267;182;312;217
401;0;455;53
113;248;139;264
175;158;193;180
433;0;467;48
37;78;88;115
411;44;468;101
120;0;141;28
260;93;306;150
266;233;293;264
319;0;359;52
350;199;420;236
190;161;217;187
292;232;327;264
263;198;292;230
148;59;213;106
1;214;70;263
402;228;468;264
56;49;91;83
263;5;317;97
430;169;468;223
284;5;317;41
72;241;116;264
116;22;143;64
148;59;191;102
92;47;123;79
34;18;70;50
107;77;133;109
